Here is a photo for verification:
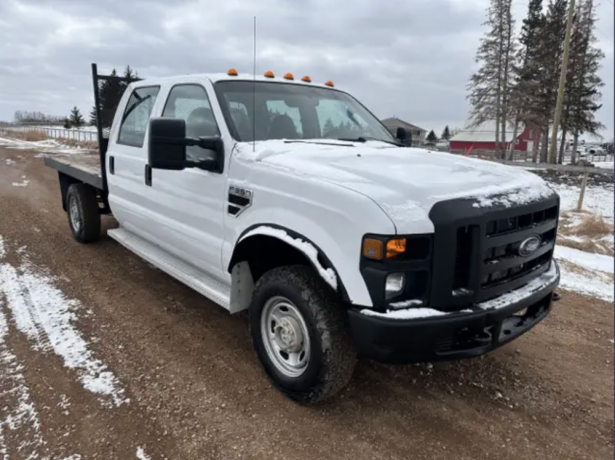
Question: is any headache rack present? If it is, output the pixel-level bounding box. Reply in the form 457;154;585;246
91;63;142;194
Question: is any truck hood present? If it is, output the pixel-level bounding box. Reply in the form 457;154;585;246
234;140;556;233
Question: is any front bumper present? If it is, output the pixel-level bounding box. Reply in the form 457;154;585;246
347;262;560;364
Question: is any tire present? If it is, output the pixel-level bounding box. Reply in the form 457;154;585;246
249;265;357;404
66;183;101;243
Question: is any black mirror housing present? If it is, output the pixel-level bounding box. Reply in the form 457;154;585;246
148;117;188;170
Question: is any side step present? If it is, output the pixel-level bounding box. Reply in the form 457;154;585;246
107;228;230;310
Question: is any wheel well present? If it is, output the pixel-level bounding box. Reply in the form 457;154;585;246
59;173;79;212
230;235;314;285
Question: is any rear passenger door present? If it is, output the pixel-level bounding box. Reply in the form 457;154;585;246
147;83;228;281
106;85;161;237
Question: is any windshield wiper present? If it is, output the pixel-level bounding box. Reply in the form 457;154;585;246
337;136;404;147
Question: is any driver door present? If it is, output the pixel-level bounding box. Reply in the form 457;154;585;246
146;82;228;281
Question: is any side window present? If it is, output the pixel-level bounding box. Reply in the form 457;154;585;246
266;100;303;139
162;85;220;162
117;86;160;147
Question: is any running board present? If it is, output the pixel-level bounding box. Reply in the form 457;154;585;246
107;228;230;310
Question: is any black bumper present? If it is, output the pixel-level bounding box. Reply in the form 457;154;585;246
347;264;560;364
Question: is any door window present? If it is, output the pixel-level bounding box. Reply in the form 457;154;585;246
117;86;160;147
162;84;220;163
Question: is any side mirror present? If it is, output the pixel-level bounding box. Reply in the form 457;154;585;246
148;117;224;171
148;117;188;170
396;127;412;146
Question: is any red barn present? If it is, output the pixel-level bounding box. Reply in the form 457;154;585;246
449;121;540;154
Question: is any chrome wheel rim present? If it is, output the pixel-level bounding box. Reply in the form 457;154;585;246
69;198;80;232
260;296;311;378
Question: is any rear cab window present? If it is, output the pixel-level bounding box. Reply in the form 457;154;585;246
117;86;160;147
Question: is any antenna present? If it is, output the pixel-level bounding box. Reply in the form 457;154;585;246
252;16;257;152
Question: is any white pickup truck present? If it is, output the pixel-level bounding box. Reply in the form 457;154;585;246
45;63;561;404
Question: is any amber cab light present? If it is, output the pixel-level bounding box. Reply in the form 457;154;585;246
362;238;383;260
386;239;407;259
227;68;238;76
324;80;334;87
283;72;294;80
264;70;275;78
301;75;312;82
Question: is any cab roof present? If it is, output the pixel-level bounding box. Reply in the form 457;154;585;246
131;72;339;90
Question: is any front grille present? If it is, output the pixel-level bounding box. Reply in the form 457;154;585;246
428;193;559;309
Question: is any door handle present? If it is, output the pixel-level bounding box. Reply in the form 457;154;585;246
145;164;152;186
109;156;115;174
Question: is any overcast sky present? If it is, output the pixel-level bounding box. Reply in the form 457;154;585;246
0;0;612;140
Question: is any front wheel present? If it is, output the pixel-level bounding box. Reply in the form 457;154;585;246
249;265;357;404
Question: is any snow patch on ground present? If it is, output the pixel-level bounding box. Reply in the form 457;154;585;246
136;446;152;460
240;226;338;290
548;181;614;223
554;245;614;274
12;175;29;187
0;236;5;259
0;245;127;407
0;136;89;157
557;260;614;302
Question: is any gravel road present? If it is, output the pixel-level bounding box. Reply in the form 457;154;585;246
0;145;613;460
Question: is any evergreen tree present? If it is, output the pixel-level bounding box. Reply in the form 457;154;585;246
560;0;605;163
466;0;517;157
426;130;438;143
536;0;568;161
89;106;97;126
440;125;451;140
509;0;545;160
63;117;71;129
69;107;84;128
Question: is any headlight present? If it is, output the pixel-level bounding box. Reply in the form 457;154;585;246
385;273;405;298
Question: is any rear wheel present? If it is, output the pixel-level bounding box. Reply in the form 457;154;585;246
66;183;101;243
249;265;357;404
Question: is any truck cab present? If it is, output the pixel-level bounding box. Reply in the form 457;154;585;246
45;66;561;404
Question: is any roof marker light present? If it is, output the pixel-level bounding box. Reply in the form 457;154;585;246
264;70;275;78
227;68;238;76
283;72;294;80
324;80;334;87
301;75;312;83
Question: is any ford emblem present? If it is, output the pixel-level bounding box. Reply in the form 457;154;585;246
518;235;541;256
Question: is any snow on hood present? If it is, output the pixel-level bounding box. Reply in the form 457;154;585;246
234;140;556;233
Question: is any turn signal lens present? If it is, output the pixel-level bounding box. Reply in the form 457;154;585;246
362;238;383;260
227;68;238;76
386;238;406;259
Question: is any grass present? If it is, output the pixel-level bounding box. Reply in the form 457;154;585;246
558;213;614;256
0;128;97;150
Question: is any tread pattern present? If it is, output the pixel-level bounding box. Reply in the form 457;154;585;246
250;265;357;404
67;183;101;243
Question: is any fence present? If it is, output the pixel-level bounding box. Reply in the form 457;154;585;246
448;148;614;165
4;124;98;143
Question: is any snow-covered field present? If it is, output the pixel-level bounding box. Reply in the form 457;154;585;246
0;135;91;157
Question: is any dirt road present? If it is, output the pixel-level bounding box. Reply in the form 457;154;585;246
0;145;613;460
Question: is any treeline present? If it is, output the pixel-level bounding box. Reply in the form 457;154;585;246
13;110;64;124
467;0;604;163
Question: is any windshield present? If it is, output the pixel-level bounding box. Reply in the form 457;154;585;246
214;81;397;144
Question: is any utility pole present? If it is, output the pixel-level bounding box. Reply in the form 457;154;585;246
548;0;576;164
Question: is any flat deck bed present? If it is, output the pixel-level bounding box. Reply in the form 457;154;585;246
44;153;103;190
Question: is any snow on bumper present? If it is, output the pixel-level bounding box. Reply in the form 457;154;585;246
349;262;560;363
359;261;559;320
